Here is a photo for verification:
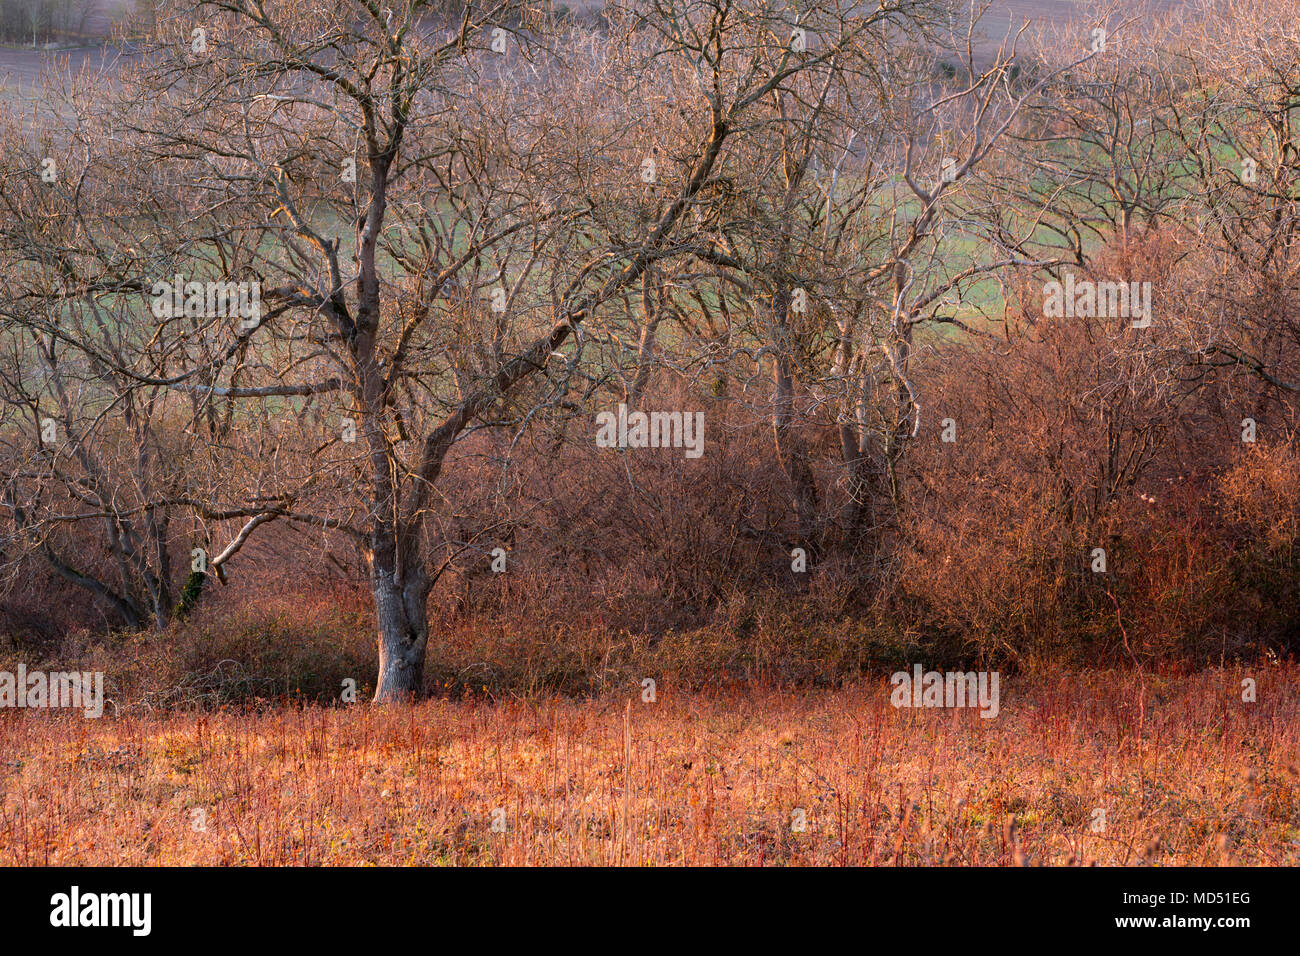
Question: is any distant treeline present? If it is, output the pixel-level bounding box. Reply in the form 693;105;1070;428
0;0;97;43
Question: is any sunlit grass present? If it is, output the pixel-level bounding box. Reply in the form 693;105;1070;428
1;666;1295;865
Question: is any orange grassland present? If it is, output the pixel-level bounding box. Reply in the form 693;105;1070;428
1;666;1297;866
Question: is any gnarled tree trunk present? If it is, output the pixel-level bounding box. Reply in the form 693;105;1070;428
373;562;431;702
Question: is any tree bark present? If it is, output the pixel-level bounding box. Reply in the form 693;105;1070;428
628;267;663;407
770;288;821;558
373;564;431;703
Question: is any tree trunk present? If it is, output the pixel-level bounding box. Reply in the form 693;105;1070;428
837;422;893;556
771;289;821;557
373;567;430;703
628;267;663;407
837;425;871;544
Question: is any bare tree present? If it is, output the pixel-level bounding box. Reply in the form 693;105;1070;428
680;1;1099;567
3;0;945;699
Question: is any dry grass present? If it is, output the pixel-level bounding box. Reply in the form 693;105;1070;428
1;665;1296;866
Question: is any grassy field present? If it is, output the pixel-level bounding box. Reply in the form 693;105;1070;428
2;665;1295;866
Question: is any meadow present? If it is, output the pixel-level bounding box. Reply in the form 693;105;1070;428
2;666;1295;866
